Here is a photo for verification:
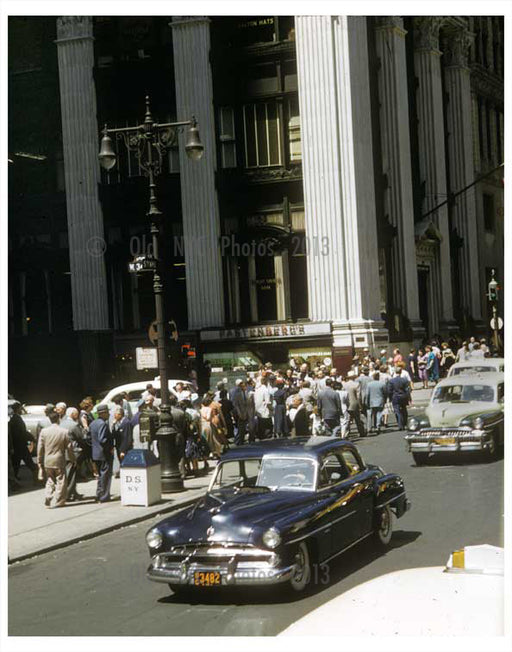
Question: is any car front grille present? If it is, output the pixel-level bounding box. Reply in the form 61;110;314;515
157;543;277;568
407;428;485;443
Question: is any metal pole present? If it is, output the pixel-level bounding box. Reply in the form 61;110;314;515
492;303;499;353
144;103;183;493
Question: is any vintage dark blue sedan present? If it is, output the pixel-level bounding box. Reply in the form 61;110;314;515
146;437;411;594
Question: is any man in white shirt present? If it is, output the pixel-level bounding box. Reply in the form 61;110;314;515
254;374;273;439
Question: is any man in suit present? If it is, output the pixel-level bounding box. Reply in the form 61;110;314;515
365;372;388;435
9;402;38;482
317;377;342;434
231;380;249;445
90;404;115;503
37;411;75;507
388;368;411;431
357;367;372;432
111;406;133;478
341;372;366;438
289;395;310;437
60;407;86;501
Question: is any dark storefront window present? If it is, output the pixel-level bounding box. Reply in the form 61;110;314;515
255;252;278;321
243;101;281;168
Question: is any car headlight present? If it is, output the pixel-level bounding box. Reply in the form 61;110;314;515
407;417;419;431
460;417;472;427
146;528;163;549
262;528;281;549
473;416;484;430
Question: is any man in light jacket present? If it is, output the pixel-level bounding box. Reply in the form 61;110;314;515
37;411;75;508
365;372;388;435
254;373;273;440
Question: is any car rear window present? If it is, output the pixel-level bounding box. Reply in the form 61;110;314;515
452;366;496;376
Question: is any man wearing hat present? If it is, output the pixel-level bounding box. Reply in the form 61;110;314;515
90;404;115;503
341;371;365;438
36;403;56;439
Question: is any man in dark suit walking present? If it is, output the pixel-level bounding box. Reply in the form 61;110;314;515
90;404;114;503
317;378;342;434
388;368;411;431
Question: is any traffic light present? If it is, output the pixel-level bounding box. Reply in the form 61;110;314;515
488;270;499;302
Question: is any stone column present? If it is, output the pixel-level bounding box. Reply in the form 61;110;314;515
443;27;482;324
413;17;455;333
489;107;498;167
471;92;481;171
55;17;109;331
171;17;225;330
375;17;421;336
295;16;387;362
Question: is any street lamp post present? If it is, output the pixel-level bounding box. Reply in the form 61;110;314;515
98;96;204;492
487;269;501;355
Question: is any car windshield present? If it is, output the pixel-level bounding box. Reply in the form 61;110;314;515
432;384;495;403
451;366;496;376
256;456;316;491
210;459;262;491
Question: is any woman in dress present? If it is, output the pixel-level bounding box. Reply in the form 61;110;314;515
201;394;228;459
417;349;429;389
406;348;417;386
425;346;439;386
182;399;209;476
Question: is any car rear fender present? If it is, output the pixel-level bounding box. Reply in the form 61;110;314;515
374;474;408;519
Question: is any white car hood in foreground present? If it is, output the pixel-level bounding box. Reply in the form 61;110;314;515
280;545;503;636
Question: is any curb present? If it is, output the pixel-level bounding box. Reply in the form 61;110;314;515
8;495;199;565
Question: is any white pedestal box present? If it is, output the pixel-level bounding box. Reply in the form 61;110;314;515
120;449;161;507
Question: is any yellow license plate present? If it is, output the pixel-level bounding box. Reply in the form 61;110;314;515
435;437;456;445
194;571;221;587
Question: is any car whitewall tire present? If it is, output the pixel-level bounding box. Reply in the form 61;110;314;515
375;505;393;547
290;542;311;592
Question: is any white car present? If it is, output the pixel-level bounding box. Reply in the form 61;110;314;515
101;378;197;414
279;544;504;636
447;358;504;378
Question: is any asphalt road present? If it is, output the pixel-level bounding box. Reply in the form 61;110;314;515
9;426;504;636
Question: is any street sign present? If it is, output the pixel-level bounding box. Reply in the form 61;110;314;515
128;255;157;273
136;347;158;370
490;317;503;330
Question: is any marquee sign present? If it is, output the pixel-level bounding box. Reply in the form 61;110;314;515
200;322;331;342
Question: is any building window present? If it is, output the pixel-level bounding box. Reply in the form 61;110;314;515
483;193;495;232
243;101;281;168
288;96;301;162
219;106;237;168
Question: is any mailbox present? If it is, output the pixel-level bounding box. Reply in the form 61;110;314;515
120;449;161;507
139;410;159;443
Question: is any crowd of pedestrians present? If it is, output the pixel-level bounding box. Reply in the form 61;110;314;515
8;334;499;504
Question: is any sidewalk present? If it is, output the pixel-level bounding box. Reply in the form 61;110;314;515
8;468;215;564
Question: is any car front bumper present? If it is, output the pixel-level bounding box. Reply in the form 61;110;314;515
405;428;492;453
147;544;296;587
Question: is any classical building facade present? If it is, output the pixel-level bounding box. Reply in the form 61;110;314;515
8;15;504;399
